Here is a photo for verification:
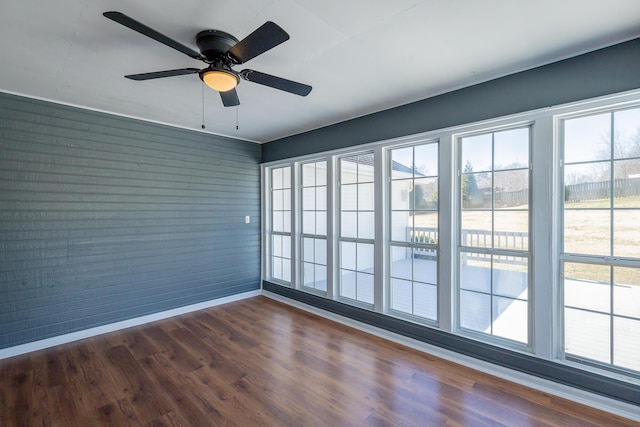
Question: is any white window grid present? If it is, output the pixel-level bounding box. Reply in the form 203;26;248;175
337;152;376;307
387;141;440;323
558;105;640;376
300;160;328;294
269;166;292;285
456;126;533;348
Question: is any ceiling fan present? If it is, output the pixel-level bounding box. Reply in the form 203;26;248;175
103;11;312;107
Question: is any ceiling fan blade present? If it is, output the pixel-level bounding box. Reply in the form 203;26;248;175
220;88;240;107
240;70;312;96
125;68;200;81
227;22;289;64
104;11;204;60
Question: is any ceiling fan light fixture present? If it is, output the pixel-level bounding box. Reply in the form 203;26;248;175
201;69;238;92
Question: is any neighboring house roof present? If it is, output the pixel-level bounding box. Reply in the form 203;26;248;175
343;153;426;177
391;160;417;175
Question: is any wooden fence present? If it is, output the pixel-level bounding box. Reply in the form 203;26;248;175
565;177;640;203
495;188;528;207
467;177;640;206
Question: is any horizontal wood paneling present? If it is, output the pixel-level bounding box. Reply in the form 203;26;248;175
0;92;261;348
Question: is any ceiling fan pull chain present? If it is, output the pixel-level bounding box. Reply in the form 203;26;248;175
236;106;239;131
201;81;206;129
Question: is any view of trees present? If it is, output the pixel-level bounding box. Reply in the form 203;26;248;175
566;126;640;185
461;161;481;208
565;126;640;202
461;161;529;209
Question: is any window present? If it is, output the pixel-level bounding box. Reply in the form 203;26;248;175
458;127;530;345
270;166;291;284
301;161;328;293
338;153;375;305
561;107;640;373
388;142;439;321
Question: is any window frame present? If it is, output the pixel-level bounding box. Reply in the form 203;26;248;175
336;151;377;309
454;124;534;350
266;165;293;286
386;139;440;325
557;104;640;377
299;159;329;296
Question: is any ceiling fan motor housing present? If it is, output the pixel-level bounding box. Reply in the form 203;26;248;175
196;30;239;62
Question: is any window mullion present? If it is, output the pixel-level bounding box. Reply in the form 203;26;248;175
532;114;555;360
439;133;455;333
291;164;299;288
609;112;615;366
326;158;336;300
374;146;385;312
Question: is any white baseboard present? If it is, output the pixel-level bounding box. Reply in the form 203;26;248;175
261;290;640;423
0;290;260;360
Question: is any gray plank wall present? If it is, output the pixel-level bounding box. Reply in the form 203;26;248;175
0;92;261;349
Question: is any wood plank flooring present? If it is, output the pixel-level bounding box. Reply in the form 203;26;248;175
0;296;636;426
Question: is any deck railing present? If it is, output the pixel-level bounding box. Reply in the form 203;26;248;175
408;227;528;264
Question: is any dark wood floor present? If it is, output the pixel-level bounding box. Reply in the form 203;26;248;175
0;296;636;426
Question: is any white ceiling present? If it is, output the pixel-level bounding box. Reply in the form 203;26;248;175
1;1;640;143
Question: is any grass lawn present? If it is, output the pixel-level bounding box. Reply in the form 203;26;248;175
410;194;639;284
